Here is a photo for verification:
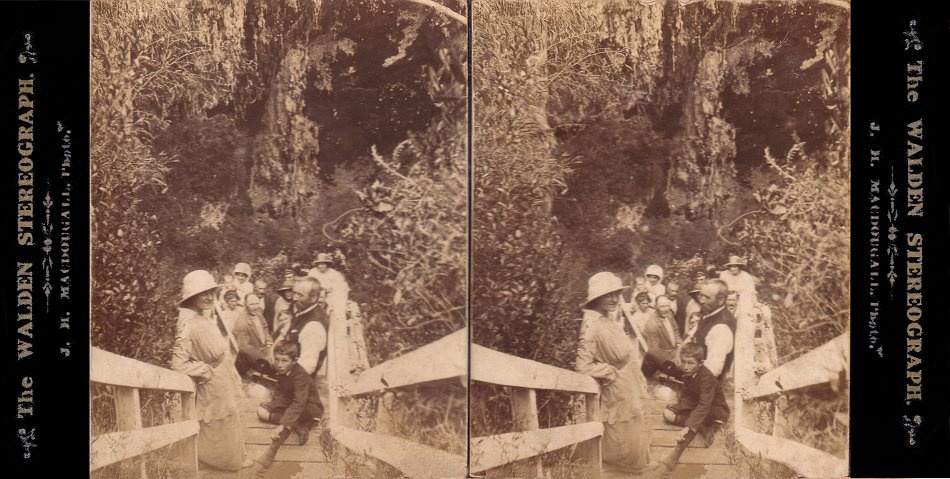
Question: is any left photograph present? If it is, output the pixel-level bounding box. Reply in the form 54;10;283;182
89;1;468;478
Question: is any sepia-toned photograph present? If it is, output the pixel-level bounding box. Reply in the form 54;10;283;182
89;0;467;478
471;0;849;478
87;0;852;477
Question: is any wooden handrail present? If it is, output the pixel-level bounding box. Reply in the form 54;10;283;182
90;347;198;477
91;347;195;393
471;345;603;477
471;344;599;394
470;421;604;473
338;329;466;396
330;309;603;476
734;308;849;477
331;426;467;478
735;426;848;477
744;332;848;398
327;297;469;478
90;420;199;471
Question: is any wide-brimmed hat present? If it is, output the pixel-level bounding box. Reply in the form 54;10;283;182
234;262;252;276
581;272;628;308
179;270;220;305
276;278;295;292
725;255;747;267
314;253;334;264
645;264;663;280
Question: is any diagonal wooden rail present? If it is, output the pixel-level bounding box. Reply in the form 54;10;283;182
90;347;199;478
326;302;467;478
91;301;468;478
94;298;849;478
733;306;849;477
471;345;604;478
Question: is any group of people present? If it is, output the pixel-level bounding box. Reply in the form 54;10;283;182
170;254;350;471
168;247;757;473
576;256;758;474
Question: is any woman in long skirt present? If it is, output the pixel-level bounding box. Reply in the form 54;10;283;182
576;272;657;474
172;270;252;470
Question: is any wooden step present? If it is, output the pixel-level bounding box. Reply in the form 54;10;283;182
245;443;328;463
198;461;335;478
651;428;724;448
241;412;276;429
245;426;321;446
602;463;738;479
650;444;732;465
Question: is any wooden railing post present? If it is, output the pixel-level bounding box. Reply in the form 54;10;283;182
113;385;147;479
173;391;198;478
90;348;200;476
582;393;602;479
510;387;542;477
510;388;539;431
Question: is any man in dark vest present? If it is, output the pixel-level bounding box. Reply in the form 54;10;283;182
642;279;736;381
286;276;329;378
691;279;736;380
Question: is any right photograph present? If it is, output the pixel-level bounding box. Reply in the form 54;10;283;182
471;1;850;478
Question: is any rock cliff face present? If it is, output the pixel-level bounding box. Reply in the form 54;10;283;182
161;0;464;225
549;0;848;267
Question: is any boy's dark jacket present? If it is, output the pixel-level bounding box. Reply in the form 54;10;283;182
270;362;322;427
672;364;729;431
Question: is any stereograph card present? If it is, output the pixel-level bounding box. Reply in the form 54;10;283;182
0;1;948;478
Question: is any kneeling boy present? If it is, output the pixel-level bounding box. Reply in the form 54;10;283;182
660;342;730;470
255;340;325;468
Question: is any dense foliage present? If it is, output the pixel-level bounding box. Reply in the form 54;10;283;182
91;0;247;364
331;51;467;363
472;0;590;437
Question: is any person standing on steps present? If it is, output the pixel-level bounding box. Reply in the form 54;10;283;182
272;278;295;337
576;272;658;475
665;280;680;316
719;255;757;313
683;281;705;339
644;264;666;304
307;253;350;316
232;262;255;299
233;293;275;378
641;295;681;359
253;279;276;331
217;289;243;331
171;270;253;470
